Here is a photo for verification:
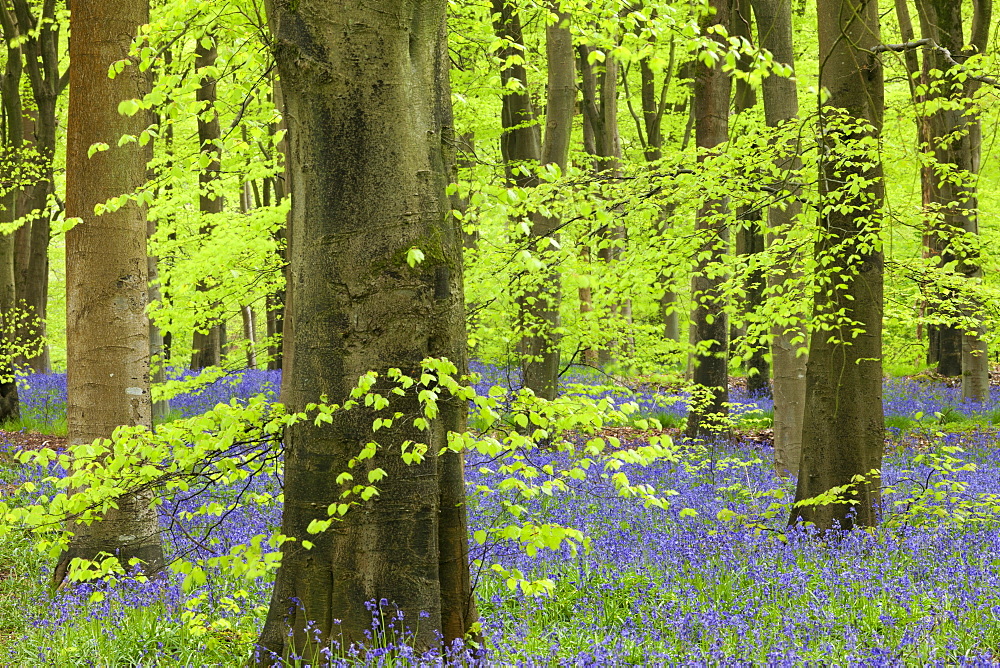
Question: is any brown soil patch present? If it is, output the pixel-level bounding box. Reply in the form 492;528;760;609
0;429;67;452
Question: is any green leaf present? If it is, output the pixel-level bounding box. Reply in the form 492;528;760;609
406;247;425;267
117;99;141;116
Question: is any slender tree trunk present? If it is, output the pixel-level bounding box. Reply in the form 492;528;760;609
913;0;991;400
685;0;732;441
241;305;257;369
751;0;807;475
148;215;169;424
0;194;19;423
58;0;163;583
11;0;64;374
266;76;287;371
893;0;933;365
520;7;575;399
238;177;259;371
491;0;573;398
731;0;770;397
637;35;683;345
790;0;885;531
190;37;224;370
0;11;25;423
257;0;476;658
0;228;18;423
579;42;631;366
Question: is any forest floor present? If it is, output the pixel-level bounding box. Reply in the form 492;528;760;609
1;368;1000;665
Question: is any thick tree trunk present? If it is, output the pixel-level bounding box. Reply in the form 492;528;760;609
751;0;807;474
58;0;163;583
257;0;476;659
790;0;885;531
190;38;224;370
685;0;731;442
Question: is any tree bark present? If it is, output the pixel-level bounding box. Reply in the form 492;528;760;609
751;0;807;475
190;37;224;370
238;177;259;371
520;8;574;399
732;0;770;398
58;0;163;583
635;26;683;345
790;0;885;531
913;0;990;399
579;41;631;366
11;0;64;374
0;6;25;423
491;0;573;399
257;0;476;658
148;215;169;425
892;0;935;366
265;75;288;372
685;0;732;442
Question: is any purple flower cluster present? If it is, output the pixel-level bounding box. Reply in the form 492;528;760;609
5;368;1000;665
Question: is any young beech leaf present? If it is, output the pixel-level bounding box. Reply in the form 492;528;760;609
406;247;425;267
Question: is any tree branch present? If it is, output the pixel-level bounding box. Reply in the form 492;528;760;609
873;38;998;87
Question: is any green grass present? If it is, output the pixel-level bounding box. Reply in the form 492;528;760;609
884;361;936;378
1;414;67;438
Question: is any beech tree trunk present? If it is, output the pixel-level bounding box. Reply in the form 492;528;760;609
892;0;933;365
0;10;25;423
751;0;807;475
790;0;885;531
265;76;288;372
0;227;17;423
257;0;476;659
634;25;683;346
190;37;224;370
491;0;573;399
10;0;64;374
914;0;990;400
58;0;164;583
579;41;632;366
685;0;731;442
239;176;259;371
731;0;770;398
519;7;574;400
148;215;169;424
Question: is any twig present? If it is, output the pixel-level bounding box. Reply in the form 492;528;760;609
872;39;999;88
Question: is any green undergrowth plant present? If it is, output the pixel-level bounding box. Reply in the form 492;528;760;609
732;407;773;431
1;357;689;599
627;410;685;431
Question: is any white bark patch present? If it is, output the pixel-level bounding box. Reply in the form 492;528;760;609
126;387;144;395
